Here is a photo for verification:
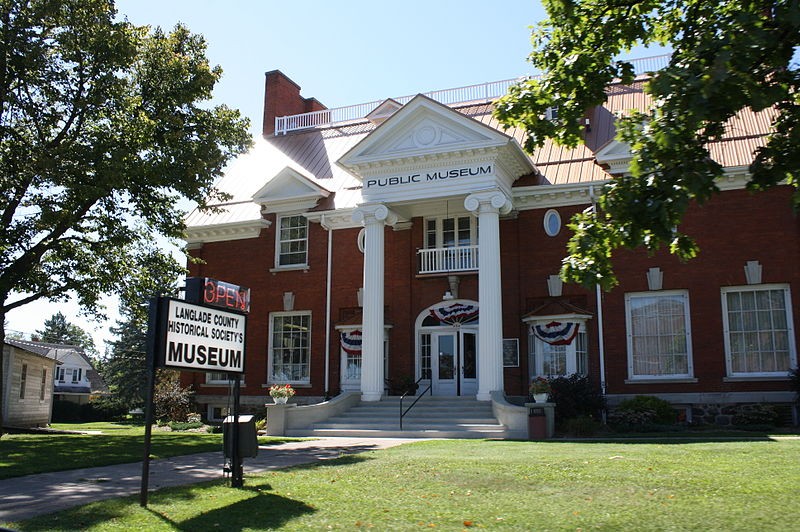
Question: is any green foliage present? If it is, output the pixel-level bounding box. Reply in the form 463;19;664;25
547;373;606;424
51;397;128;422
495;0;800;289
732;404;780;427
153;369;193;423
102;248;182;410
611;395;678;428
32;312;98;357
168;421;204;431
562;415;603;437
0;0;250;435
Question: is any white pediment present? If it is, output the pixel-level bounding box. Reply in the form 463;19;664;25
595;139;633;175
339;94;512;171
252;166;331;214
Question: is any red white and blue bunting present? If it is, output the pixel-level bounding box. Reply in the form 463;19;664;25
531;321;580;346
429;302;479;325
340;330;362;355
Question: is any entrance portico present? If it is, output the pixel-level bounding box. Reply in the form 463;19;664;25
340;94;535;401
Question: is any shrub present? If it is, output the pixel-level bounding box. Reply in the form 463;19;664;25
563;415;603;437
614;395;677;425
732;404;779;427
168;421;204;431
547;374;606;426
153;369;193;422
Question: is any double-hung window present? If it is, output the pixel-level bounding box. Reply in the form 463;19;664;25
269;312;311;384
421;215;478;273
721;285;796;377
625;290;694;380
277;214;308;267
528;326;588;379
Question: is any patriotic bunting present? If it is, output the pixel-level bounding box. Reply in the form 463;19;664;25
340;330;362;354
429;302;479;325
532;321;580;346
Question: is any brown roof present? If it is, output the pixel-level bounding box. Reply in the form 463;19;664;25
186;76;775;229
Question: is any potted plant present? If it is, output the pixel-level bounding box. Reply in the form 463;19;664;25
529;377;551;403
269;384;296;404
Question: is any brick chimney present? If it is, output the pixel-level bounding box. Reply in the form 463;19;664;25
262;70;327;137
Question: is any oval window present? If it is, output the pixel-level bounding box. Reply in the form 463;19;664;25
543;209;561;237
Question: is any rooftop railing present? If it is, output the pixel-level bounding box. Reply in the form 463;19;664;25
274;54;671;135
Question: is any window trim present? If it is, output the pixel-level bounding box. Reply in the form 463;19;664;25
274;213;309;269
20;363;27;399
527;324;588;379
268;310;312;385
543;209;561;237
40;368;47;401
720;283;797;378
625;289;694;381
423;214;478;250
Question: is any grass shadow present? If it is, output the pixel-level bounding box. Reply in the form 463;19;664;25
151;491;315;531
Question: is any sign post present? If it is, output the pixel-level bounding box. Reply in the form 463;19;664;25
140;286;248;505
140;297;159;507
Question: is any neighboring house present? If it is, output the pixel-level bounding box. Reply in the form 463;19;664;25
7;340;108;405
2;340;59;428
180;56;798;424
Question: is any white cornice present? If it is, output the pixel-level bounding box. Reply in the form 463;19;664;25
185;219;271;244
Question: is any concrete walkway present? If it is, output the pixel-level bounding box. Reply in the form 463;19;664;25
0;437;417;523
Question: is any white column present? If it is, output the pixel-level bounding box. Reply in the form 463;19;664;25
352;203;397;401
465;189;512;401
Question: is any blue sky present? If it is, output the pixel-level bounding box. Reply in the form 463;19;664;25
5;0;660;350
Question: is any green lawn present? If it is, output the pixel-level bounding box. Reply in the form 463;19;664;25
8;437;800;531
0;422;296;479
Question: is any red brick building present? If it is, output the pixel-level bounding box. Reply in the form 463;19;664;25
183;57;798;425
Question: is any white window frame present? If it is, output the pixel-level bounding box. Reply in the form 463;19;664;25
528;325;588;379
625;290;694;380
721;284;797;378
208;405;229;422
268;311;312;385
543;209;562;237
205;372;244;386
275;214;309;269
424;215;478;250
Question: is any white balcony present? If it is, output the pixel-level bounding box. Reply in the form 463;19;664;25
418;246;479;274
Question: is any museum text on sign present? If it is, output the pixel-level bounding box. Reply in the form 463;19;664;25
159;299;246;373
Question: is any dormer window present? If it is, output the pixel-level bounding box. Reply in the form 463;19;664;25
277;214;309;267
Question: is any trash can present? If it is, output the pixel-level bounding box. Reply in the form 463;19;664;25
528;406;548;440
223;414;259;458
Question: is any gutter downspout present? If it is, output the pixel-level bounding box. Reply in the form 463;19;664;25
322;214;333;399
589;185;607;398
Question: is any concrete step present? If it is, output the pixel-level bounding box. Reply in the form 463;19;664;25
288;395;508;439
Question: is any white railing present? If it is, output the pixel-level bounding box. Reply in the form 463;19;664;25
274;54;672;135
418;246;479;274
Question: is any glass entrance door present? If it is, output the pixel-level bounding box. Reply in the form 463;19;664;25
432;333;457;395
431;329;478;396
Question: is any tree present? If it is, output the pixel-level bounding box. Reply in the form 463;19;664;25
494;0;800;289
103;248;182;410
0;0;251;436
33;311;98;358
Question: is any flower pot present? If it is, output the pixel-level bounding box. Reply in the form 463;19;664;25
272;396;288;404
533;393;548;403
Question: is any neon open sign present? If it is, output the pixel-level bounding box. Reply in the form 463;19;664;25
185;277;250;313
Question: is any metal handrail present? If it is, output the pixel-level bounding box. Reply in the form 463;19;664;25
274;54;673;135
399;376;432;430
